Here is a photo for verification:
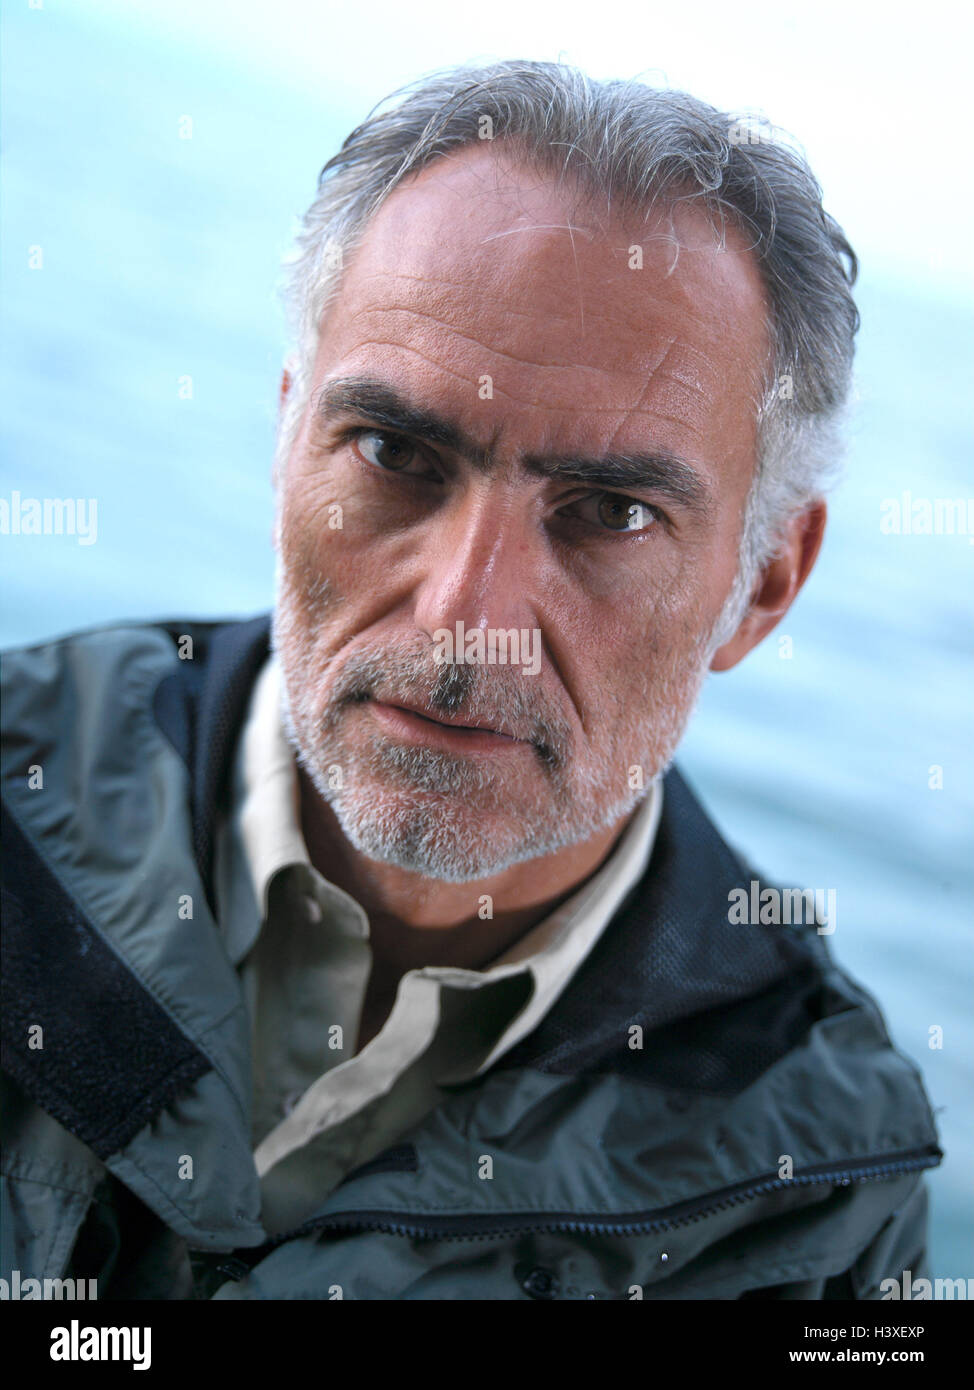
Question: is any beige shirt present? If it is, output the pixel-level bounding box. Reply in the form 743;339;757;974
213;655;662;1235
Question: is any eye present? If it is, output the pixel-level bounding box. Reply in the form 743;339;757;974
563;492;665;534
353;430;438;478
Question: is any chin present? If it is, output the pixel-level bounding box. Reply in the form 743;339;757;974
308;772;536;882
318;760;641;883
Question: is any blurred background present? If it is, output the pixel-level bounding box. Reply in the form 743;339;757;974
2;0;971;1280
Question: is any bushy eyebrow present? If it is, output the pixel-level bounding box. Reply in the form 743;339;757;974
314;374;713;514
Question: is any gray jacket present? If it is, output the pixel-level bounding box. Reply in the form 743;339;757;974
0;616;943;1299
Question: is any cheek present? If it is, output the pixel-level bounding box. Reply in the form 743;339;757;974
278;496;336;609
643;532;736;647
281;447;433;587
278;464;382;606
568;547;705;659
564;564;715;728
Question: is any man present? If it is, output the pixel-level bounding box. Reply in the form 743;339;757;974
1;60;941;1300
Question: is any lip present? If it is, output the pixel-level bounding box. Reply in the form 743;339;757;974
368;699;523;753
386;698;511;735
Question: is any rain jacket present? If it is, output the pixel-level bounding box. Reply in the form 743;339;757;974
0;615;943;1300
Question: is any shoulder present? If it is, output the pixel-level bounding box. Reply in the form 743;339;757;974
1;616;239;695
1;618;219;740
1;612;271;921
1;613;270;762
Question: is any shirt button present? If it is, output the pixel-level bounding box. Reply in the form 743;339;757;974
303;893;322;923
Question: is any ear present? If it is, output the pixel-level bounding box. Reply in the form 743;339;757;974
709;500;827;672
271;368;293;552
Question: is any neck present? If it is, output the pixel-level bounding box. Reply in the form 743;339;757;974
296;766;635;977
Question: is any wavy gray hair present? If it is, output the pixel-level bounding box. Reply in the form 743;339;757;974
275;60;859;645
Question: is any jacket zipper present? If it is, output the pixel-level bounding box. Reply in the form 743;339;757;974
219;1144;941;1275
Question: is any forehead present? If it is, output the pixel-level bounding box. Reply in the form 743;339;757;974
317;141;771;470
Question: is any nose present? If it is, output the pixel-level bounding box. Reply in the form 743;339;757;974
412;481;540;647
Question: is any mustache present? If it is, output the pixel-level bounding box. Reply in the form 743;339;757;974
322;638;572;770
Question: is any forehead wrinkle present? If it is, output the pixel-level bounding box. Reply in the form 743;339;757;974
318;338;722;450
349;248;719;344
350;276;588;337
347;270;744;400
347;301;593;375
345;302;731;412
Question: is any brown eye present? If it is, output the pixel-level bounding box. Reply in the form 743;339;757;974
596;495;656;531
356;431;421;472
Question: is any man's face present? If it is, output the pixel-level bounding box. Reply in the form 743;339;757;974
273;141;771;883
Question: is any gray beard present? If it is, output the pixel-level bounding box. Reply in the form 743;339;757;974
278;678;655;882
271;568;713;883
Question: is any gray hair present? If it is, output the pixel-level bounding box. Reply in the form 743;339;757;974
276;60;859;644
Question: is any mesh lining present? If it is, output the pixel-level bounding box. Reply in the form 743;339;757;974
496;770;832;1096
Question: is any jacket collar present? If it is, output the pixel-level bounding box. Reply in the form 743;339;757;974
152;613;272;911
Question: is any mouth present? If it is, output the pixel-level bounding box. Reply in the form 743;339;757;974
366;697;523;753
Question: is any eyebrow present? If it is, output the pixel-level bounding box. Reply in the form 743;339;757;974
314;374;713;513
